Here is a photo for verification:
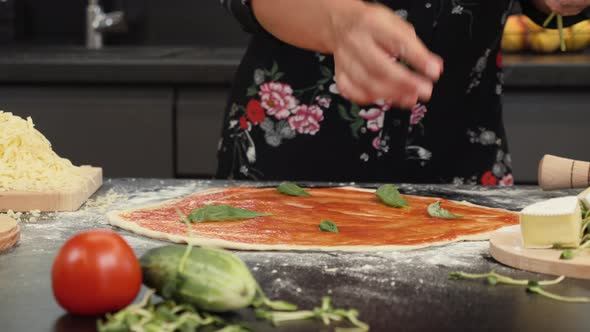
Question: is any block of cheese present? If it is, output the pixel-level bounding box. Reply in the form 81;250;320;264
577;187;590;210
520;196;582;248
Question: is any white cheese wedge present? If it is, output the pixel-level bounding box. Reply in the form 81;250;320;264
577;187;590;210
520;196;582;248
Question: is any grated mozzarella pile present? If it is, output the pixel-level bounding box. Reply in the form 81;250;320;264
0;111;87;192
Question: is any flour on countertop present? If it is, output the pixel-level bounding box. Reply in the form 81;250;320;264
398;184;572;211
80;189;124;213
16;180;215;248
81;182;208;214
234;240;493;303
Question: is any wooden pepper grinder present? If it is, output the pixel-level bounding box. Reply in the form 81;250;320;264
538;154;590;190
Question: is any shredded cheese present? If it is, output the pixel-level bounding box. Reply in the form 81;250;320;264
1;209;56;223
4;210;22;221
81;189;122;213
0;111;88;192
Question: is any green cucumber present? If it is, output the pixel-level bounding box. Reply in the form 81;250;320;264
140;245;258;312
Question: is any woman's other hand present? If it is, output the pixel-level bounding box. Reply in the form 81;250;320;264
329;2;443;108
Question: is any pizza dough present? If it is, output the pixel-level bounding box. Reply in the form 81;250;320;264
107;187;519;252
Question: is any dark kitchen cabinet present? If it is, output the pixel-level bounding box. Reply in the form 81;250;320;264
1;85;587;183
0;86;175;177
176;87;227;177
503;90;590;183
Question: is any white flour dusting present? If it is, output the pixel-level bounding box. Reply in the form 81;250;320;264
400;185;569;211
15;181;523;272
6;179;585;332
17;180;213;248
235;240;491;302
12;180;569;307
83;182;205;213
81;189;124;213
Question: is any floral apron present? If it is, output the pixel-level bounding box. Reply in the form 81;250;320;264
215;0;536;185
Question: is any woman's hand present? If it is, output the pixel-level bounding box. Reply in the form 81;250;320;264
533;0;590;16
329;2;443;108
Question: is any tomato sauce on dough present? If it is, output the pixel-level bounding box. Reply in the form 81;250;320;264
120;188;518;247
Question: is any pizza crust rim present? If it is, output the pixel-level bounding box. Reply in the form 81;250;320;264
106;186;514;252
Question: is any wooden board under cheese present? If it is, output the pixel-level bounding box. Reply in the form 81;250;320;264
490;226;590;280
0;215;20;251
0;166;103;212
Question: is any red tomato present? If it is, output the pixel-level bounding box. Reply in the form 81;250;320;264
51;229;142;315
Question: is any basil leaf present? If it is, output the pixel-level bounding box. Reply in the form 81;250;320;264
277;182;311;197
427;201;463;219
560;249;574;260
319;220;339;233
376;184;407;208
186;205;270;223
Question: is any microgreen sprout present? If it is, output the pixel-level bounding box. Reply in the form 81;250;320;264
558;210;590;260
450;270;590;303
256;296;369;331
542;12;566;51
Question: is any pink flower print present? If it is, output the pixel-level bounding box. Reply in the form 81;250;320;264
499;174;514;186
315;96;331;108
372;136;381;151
259;82;298;119
410;104;427;125
288;104;324;135
375;99;392;112
359;108;384;132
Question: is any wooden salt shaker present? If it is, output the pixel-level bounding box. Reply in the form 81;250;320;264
0;215;20;251
538;154;590;190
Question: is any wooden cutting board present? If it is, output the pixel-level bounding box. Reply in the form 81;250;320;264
0;215;20;251
0;166;103;212
490;225;590;280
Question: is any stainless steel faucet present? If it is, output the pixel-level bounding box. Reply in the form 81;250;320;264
86;0;126;49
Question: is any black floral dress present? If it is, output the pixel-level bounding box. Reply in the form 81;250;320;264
215;0;577;185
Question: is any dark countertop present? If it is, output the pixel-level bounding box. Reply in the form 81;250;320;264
1;179;589;332
503;53;590;87
0;46;589;86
